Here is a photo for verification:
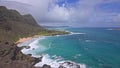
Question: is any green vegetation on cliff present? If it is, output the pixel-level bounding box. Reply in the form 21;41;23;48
0;6;68;68
0;6;69;43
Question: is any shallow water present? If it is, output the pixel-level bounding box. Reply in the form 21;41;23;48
19;28;120;68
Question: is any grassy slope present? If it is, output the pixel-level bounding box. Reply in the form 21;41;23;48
0;6;68;43
0;6;69;68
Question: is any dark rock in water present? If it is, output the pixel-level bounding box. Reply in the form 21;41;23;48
0;42;41;68
26;46;30;49
27;54;32;56
59;61;81;68
21;46;30;49
63;61;74;66
32;48;35;50
67;61;73;66
42;64;51;68
31;57;42;66
76;65;80;68
59;65;66;68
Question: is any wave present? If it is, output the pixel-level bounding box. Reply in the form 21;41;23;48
17;34;87;68
69;31;86;35
18;37;47;55
17;38;37;47
85;40;96;42
35;54;86;68
73;54;81;59
106;29;114;30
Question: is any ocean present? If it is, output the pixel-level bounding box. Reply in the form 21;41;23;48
18;28;120;68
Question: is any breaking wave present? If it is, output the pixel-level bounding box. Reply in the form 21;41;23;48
17;34;87;68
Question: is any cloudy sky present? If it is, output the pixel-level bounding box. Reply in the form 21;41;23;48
1;0;120;27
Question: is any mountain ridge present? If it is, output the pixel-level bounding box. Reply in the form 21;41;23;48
0;6;44;42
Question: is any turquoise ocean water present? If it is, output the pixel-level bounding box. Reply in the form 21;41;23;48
20;28;120;68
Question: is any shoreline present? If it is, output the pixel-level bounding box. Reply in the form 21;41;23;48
16;35;53;68
16;35;41;44
14;35;44;68
17;33;86;68
15;31;73;68
0;35;42;68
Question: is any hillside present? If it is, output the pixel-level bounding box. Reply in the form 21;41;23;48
0;6;68;43
0;6;68;68
0;6;44;42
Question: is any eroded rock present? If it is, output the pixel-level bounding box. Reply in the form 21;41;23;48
42;64;51;68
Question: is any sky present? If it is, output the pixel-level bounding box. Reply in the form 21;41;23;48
0;0;120;27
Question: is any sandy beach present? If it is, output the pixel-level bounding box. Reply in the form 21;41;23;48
16;35;41;44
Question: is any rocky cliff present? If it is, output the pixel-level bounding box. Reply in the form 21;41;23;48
0;6;68;68
0;6;44;68
0;6;46;42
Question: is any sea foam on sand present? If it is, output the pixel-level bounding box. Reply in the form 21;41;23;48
17;36;46;55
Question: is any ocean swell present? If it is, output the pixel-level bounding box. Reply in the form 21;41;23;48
17;36;87;68
35;54;86;68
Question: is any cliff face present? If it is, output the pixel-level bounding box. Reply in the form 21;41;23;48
23;14;40;27
0;41;41;68
0;6;68;68
0;6;68;43
0;6;44;42
0;6;43;68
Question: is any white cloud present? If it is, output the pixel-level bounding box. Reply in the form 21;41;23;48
1;0;120;27
113;14;120;23
44;5;70;22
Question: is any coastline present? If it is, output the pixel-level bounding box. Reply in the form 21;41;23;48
16;35;41;44
0;6;70;68
15;33;69;68
17;33;86;68
0;36;42;68
0;29;85;68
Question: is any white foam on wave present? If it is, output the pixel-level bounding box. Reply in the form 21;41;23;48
70;32;86;35
18;37;47;55
106;29;114;30
73;54;81;59
63;30;86;35
21;39;39;54
56;35;61;37
17;38;37;47
35;54;86;68
35;54;60;68
85;40;96;42
17;34;87;68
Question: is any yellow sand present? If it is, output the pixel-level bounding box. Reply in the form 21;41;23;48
16;35;40;44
